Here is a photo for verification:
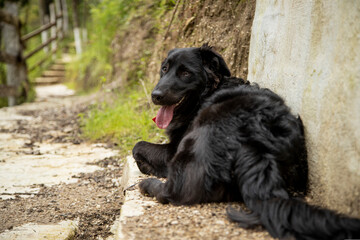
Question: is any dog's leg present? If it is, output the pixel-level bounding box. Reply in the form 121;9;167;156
138;159;206;205
139;134;228;205
139;178;169;204
132;141;176;178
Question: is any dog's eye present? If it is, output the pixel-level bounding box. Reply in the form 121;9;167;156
182;71;190;77
162;66;168;73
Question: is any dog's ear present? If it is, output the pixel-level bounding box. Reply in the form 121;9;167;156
199;43;231;88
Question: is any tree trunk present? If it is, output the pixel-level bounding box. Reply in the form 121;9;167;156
2;1;27;106
72;0;82;55
55;0;63;39
39;0;49;53
61;0;69;35
81;2;87;44
49;3;57;53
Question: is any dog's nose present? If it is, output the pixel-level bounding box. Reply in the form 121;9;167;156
151;90;164;103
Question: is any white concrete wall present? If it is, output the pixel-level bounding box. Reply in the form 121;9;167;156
248;0;360;217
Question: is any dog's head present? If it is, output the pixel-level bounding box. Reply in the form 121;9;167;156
151;44;230;129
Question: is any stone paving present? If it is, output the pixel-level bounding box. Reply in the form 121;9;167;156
0;84;119;239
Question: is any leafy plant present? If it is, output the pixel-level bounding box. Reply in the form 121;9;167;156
72;0;175;151
66;0;175;91
80;85;165;156
66;0;143;91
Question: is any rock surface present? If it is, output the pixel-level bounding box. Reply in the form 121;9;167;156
0;220;77;240
0;84;122;239
248;0;360;217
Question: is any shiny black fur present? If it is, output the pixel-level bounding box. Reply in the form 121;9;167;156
132;45;360;240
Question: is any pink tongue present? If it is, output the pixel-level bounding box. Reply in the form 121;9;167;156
152;105;176;129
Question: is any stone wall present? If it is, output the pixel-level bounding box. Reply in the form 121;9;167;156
247;0;360;217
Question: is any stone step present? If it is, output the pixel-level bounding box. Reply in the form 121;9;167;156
61;54;73;64
41;70;65;78
110;156;148;240
54;57;67;64
49;64;66;71
34;77;63;85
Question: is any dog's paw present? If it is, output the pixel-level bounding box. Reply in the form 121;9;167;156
139;178;162;197
132;141;147;160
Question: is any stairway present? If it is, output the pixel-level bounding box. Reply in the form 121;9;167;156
34;60;66;85
34;54;75;100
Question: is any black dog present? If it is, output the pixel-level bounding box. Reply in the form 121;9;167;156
132;44;360;240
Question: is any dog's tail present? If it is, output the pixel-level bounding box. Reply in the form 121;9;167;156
227;197;360;240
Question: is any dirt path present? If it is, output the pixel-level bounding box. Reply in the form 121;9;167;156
0;85;123;239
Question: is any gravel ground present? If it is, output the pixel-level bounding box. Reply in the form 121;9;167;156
121;182;275;240
0;158;124;239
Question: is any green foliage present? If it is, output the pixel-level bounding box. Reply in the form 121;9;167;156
67;0;175;91
88;0;137;62
67;0;142;91
71;0;176;150
80;85;165;155
127;48;153;84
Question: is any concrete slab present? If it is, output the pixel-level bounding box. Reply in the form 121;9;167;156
0;220;78;240
0;75;118;239
0;84;116;200
0;135;117;199
110;156;155;240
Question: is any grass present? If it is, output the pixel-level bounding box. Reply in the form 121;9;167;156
66;0;142;92
66;0;176;92
71;0;175;153
80;85;166;156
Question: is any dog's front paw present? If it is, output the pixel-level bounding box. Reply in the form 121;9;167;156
139;178;163;197
132;141;155;176
132;141;147;161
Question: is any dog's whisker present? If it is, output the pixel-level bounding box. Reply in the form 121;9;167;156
175;97;185;107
